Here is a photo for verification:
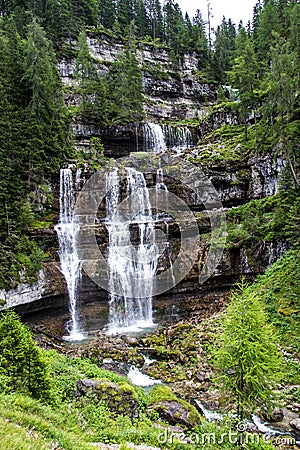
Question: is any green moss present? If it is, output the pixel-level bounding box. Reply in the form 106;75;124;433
247;248;300;350
146;386;201;427
118;382;138;401
188;124;255;166
146;385;176;405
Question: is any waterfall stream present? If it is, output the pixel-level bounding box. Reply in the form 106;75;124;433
106;168;159;334
143;123;195;154
55;168;85;341
162;124;194;154
143;123;166;153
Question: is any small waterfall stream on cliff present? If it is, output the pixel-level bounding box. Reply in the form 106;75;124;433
162;125;194;154
106;168;159;334
143;123;166;153
142;123;195;154
55;168;85;341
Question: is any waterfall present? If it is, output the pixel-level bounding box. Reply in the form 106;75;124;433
55;168;85;341
155;167;168;220
143;123;166;153
162;125;194;154
142;122;195;154
106;168;159;333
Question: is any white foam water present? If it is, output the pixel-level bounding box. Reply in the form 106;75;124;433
106;168;159;333
127;366;162;387
55;168;85;342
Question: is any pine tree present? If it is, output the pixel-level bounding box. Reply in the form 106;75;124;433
255;1;280;63
192;9;209;67
0;310;50;399
107;41;143;124
229;27;259;138
212;17;236;82
163;0;186;56
263;37;299;185
214;281;284;419
23;19;65;122
23;19;70;175
144;0;163;40
98;0;117;29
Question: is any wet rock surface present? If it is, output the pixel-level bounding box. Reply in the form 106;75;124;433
147;399;200;429
76;378;139;420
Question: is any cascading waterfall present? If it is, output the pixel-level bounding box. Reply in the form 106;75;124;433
106;168;159;333
162;125;194;154
143;123;166;153
155;167;168;220
142;122;194;154
55;168;85;341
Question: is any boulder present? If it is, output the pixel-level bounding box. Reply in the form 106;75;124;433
290;418;300;432
147;400;201;429
76;378;139;419
262;407;284;423
146;385;201;429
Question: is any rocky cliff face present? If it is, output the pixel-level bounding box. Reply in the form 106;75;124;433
58;34;216;123
2;35;288;324
58;34;216;155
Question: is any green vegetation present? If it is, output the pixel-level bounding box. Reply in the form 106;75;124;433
225;191;300;251
0;311;278;449
213;281;284;419
248;248;300;353
0;311;49;400
3;241;299;449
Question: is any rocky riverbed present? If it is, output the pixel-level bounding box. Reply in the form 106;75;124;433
29;311;300;446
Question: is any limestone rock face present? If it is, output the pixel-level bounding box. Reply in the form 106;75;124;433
75;378;139;419
57;34;217;123
0;263;66;312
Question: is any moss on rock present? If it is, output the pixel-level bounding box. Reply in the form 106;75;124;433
76;378;139;419
146;385;201;428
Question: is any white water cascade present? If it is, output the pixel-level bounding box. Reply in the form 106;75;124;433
142;122;194;154
55;168;85;341
162;125;194;154
106;168;159;334
127;366;162;387
143;123;166;153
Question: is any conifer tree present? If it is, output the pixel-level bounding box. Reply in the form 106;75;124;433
192;9;209;66
214;281;284;419
23;19;70;175
263;37;299;185
212;17;236;82
0;310;50;399
75;31;108;125
229;27;259;138
107;41;143;123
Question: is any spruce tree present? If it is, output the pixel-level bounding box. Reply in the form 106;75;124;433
107;41;143;124
0;310;50;399
212;17;236;82
229;27;259;138
214;281;284;419
23;19;69;175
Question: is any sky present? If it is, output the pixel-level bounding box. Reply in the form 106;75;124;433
175;0;256;30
